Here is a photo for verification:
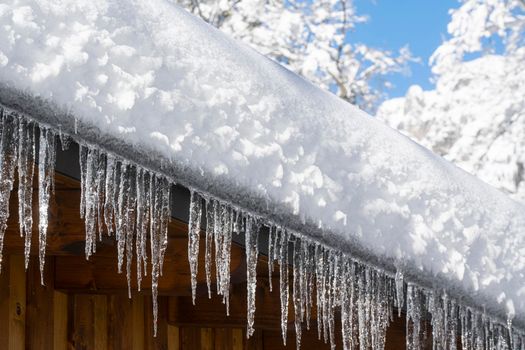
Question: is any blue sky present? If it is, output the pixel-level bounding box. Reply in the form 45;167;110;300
351;0;459;98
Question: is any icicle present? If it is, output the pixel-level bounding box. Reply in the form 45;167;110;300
315;245;325;341
17;118;35;269
38;127;56;284
135;169;149;291
79;145;88;219
83;148;99;259
125;166;137;298
322;249;331;344
214;202;223;293
328;251;339;350
245;216;259;338
395;268;404;317
219;204;232;314
406;283;422;350
340;258;352;350
0;113;18;273
158;177;170;274
304;242;314;331
268;226;275;292
357;265;367;350
59;130;71;151
188;190;203;304
292;238;303;349
116;162;129;274
279;229;290;345
104;154;116;236
96;154;106;241
204;198;215;298
150;175;161;336
429;290;446;350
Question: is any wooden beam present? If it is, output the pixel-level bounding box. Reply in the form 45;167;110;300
168;283;284;330
53;243;244;297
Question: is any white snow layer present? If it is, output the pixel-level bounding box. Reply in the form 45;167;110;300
0;0;524;325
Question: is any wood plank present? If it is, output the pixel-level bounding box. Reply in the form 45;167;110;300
26;256;54;350
200;327;212;350
8;255;26;350
108;294;133;350
214;328;232;350
72;294;95;350
180;327;200;350
167;325;180;350
53;291;68;350
232;328;244;350
246;328;263;350
132;295;145;350
145;296;168;350
0;255;10;346
93;295;108;350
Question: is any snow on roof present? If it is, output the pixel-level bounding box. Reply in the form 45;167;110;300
1;0;525;334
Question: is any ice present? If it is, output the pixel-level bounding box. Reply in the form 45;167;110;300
125;166;137;298
135;169;149;290
204;198;215;298
0;112;18;273
37;127;56;283
279;229;290;345
17;119;35;268
82;147;100;259
315;245;326;341
304;242;314;331
188;190;203;304
395;268;404;318
104;155;116;237
406;284;422;350
218;204;232;313
245;215;259;338
116;162;129;274
292;239;303;349
158;177;170;274
268;226;275;292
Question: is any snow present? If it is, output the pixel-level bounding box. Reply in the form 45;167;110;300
0;0;525;341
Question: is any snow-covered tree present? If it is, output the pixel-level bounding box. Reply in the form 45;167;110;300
174;0;412;111
377;0;525;201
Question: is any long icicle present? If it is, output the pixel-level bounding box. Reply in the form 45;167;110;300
245;216;259;338
38;127;56;284
0;112;18;273
279;229;290;345
18;118;35;269
205;198;215;298
188;190;203;304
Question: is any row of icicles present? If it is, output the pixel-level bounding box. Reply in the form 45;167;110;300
0;107;524;349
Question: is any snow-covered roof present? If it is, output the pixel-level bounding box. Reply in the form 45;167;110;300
1;0;524;344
